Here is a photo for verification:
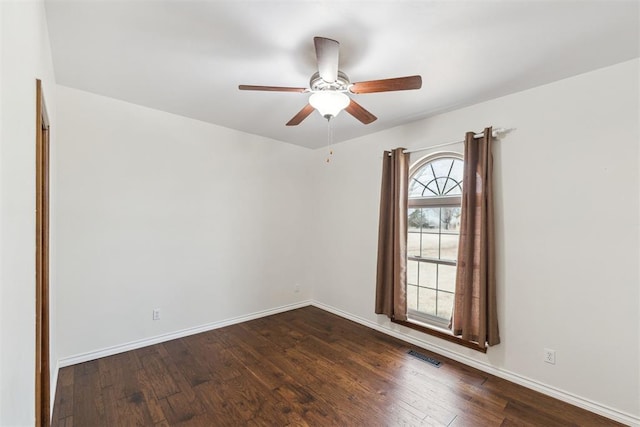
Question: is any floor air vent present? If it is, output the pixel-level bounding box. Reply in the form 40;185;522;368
407;350;442;367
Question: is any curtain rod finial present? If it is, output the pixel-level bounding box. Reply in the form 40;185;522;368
493;127;516;138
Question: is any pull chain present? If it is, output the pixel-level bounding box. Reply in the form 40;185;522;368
326;117;334;163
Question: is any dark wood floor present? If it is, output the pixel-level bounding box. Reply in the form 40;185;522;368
52;306;621;426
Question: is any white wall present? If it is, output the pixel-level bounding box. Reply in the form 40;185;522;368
0;1;57;425
55;86;312;360
309;59;640;421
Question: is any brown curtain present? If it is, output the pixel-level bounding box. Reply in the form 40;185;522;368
375;148;409;321
451;127;500;347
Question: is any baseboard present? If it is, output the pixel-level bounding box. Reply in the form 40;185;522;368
57;300;312;368
311;301;639;427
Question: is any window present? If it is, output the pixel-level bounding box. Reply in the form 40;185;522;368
407;153;463;329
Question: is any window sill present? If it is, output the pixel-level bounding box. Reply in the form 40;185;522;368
391;318;487;353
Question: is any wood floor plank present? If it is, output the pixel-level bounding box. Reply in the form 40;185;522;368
100;385;122;427
135;363;168;424
193;381;250;427
184;330;243;382
158;390;207;425
162;338;213;387
56;416;73;427
116;390;156;426
52;306;624;427
51;366;74;421
220;328;345;425
138;347;180;400
72;363;106;426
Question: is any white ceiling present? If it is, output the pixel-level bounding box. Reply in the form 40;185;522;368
45;1;639;149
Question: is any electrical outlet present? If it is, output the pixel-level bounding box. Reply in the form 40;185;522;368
294;284;300;293
544;348;556;364
152;308;161;320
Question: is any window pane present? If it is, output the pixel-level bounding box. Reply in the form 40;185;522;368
433;177;451;195
440;207;461;231
408;208;420;230
445;160;464;195
407;284;418;311
407;207;439;230
421;232;439;258
407;209;422;257
436;292;454;320
442;178;462;196
450;160;464;178
438;265;457;293
430;158;453;179
408;177;427;198
418;262;437;289
422;208;440;229
440;234;459;260
418;289;437;316
424;180;441;197
407;259;419;285
409;167;434;197
407;208;422;230
407;231;421;257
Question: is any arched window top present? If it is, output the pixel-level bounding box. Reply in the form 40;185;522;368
409;153;464;198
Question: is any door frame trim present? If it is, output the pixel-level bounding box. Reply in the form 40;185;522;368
35;78;50;427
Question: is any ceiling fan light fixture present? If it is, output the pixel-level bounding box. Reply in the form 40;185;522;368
309;91;350;119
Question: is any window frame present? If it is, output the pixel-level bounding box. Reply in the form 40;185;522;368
407;151;463;329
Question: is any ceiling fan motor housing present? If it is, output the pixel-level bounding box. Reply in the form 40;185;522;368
310;71;351;92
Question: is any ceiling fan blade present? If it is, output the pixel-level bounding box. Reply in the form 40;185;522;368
314;37;339;83
349;75;422;94
239;85;307;93
345;99;377;124
286;104;315;126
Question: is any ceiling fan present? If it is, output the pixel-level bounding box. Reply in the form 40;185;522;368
239;37;422;126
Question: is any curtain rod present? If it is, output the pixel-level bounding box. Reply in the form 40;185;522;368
398;127;514;155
